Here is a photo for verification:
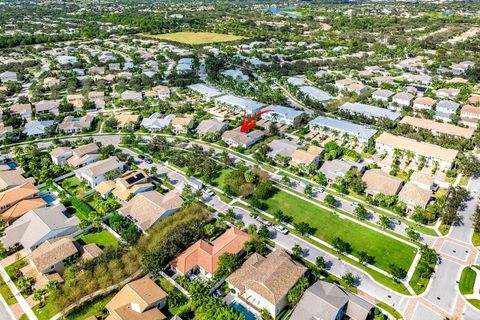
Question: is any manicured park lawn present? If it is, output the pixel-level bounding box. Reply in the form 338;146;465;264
467;299;480;310
473;232;480;247
460;267;477;294
76;229;119;249
261;190;417;272
409;266;430;295
213;168;232;189
65;293;115;320
141;31;246;44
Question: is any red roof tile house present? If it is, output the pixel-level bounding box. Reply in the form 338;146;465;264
170;227;251;278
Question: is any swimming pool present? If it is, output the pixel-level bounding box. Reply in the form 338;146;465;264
230;301;257;320
40;192;56;204
7;162;17;169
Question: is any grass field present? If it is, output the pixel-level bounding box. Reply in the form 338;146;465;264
65;293;115;320
0;276;17;305
261;190;417;271
460;267;477;294
141;31;246;44
76;229;119;249
409;266;430;295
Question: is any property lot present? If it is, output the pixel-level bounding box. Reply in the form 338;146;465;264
141;31;246;44
262;190;417;272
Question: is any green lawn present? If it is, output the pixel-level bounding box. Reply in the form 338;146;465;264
76;229;119;249
32;297;58;320
0;276;17;305
376;302;403;319
155;277;176;293
5;258;27;279
473;232;480;247
213;169;232;189
65;293;115;320
261;190;416;271
460;267;477;295
141;31;246;44
61;176;89;197
68;196;95;221
409;266;430;295
467;299;480;310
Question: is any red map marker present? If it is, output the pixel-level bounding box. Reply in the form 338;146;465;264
240;109;272;132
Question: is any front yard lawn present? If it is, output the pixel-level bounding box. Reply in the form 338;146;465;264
76;229;119;249
261;190;417;272
459;267;477;295
0;276;17;305
32;296;58;320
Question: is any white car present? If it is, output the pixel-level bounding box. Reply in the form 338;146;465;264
351;202;359;207
275;225;289;235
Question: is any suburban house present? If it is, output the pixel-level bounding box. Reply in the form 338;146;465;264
227;249;307;318
298;86;333;103
58;115;94;134
170;227;251;278
23;120;55;137
339;102;400;121
261;105;303;126
435;100;460;122
25;236;78;276
95;169;154;201
148;85;171;100
35;100;60;115
75;157;125;188
267;139;299;159
400;116;474;139
289;146;324;168
410;171;437;191
0;71;17;82
398;182;432;209
171;115;194;134
121;90;143;102
460;105;480;127
222;129;265;148
50;147;73;165
64;143;100;168
375;132;458;170
309;115;377;144
319;159;362;183
10;103;32;119
413;97;436;110
371;89;394;102
43;77;60;88
0;168;35;189
87;91;106;109
115;114;140;130
214;94;264;116
0;182;44;221
290;281;373;320
1;204;80;251
195;118;228;137
66;94;84;110
105;276;167;320
223;69;249;81
141;113;175;131
362;169;404;196
436;88;460;99
118;190;183;231
188;83;224;101
392;92;414;107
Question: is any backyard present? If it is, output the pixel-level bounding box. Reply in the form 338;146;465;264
76;229;119;249
61;176;90;198
261;190;417;272
140;31;246;44
65;292;115;320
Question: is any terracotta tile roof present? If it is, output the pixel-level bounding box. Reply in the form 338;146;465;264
106;276;167;320
227;249;306;304
50;146;72;158
171;227;252;274
468;96;480;105
461;104;480;116
95;180;117;195
115;114;140;128
1;197;46;221
0;182;39;209
28;236;78;273
0;169;35;189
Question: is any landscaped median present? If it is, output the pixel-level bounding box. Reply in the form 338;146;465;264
459;266;480;310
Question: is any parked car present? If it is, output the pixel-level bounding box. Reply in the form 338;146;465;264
144;157;153;164
390;218;401;225
351;202;359;207
274;225;289;235
256;216;272;226
137;154;145;160
205;189;215;197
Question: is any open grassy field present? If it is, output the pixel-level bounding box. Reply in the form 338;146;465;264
140;32;246;44
261;190;417;272
76;229;119;249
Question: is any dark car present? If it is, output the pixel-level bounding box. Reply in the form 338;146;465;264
144;157;153;164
